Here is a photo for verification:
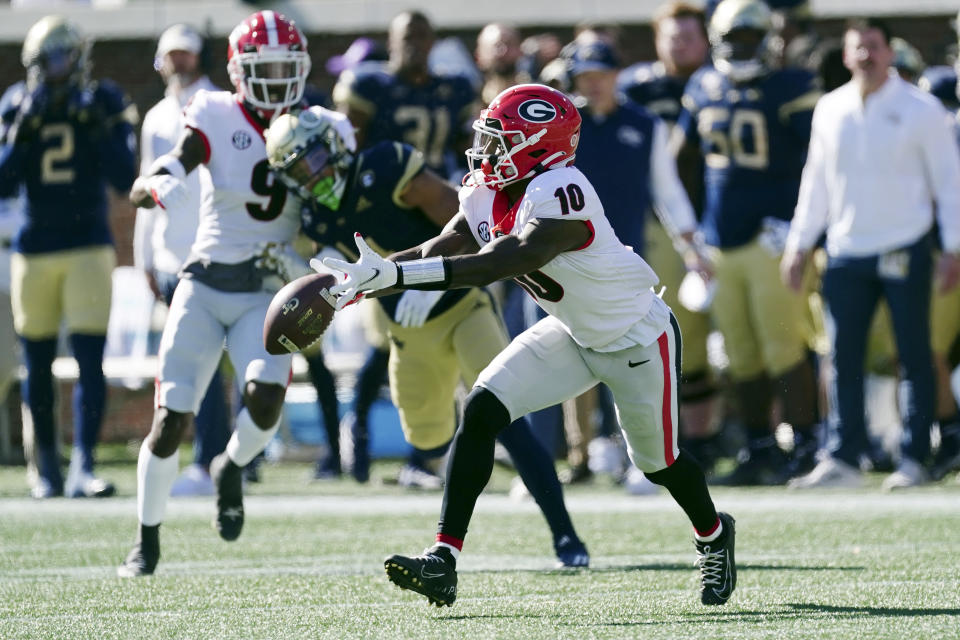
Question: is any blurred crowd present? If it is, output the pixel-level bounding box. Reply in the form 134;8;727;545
2;0;960;501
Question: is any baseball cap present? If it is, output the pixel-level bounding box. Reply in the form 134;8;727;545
325;37;388;74
570;41;621;76
155;24;203;60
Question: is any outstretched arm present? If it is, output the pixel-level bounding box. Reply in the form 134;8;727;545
129;127;206;209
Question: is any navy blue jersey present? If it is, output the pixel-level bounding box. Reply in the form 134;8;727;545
302;140;465;319
617;62;688;125
677;66;820;248
575;100;655;254
333;65;476;176
0;79;137;254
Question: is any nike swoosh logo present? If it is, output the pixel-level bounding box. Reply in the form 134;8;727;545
628;360;650;368
712;556;732;598
420;566;445;579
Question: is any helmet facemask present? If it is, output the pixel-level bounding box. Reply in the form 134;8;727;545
712;27;768;82
273;123;351;211
229;44;310;113
465;116;548;190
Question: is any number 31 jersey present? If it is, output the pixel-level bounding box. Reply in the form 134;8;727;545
459;166;664;351
676;66;821;249
184;90;300;264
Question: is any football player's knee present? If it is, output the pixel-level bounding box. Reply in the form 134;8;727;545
148;408;191;457
244;381;286;429
461;387;511;440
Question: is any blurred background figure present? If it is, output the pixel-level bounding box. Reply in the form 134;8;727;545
569;39;709;491
475;22;524;105
890;36;925;84
325;37;388;77
0;15;137;498
783;18;960;490
0;192;24;465
134;23;229;497
673;0;822;486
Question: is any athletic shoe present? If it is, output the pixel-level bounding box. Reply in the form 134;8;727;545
559;463;593;485
881;458;930;492
384;546;458;607
788;456;863;489
31;476;63;499
65;471;115;498
695;512;736;606
623;467;659;495
210;452;244;541
170;463;215;497
396;463;443;490
117;525;160;578
931;445;960;481
313;452;342;480
554;535;589;568
712;447;789;486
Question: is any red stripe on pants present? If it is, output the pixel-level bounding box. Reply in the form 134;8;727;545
657;331;675;466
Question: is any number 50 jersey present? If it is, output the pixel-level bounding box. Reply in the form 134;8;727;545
676;66;821;249
184;90;301;264
460;166;664;352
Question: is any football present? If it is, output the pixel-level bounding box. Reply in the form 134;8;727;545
263;273;338;355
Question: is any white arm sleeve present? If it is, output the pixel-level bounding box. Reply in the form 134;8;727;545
648;119;697;237
921;107;960;252
786;104;830;253
134;114;157;271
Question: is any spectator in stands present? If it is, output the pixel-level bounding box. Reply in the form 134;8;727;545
475;23;524;105
134;24;229;496
569;40;710;490
0;16;137;498
782;18;960;490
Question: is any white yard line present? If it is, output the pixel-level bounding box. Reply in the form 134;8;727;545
1;491;958;518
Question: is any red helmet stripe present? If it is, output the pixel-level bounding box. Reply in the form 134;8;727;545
262;10;279;46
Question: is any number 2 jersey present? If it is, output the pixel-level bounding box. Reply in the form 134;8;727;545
459;166;667;352
182;90;301;265
676;66;820;249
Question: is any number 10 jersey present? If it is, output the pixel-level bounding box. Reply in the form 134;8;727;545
183;90;300;264
459;166;666;352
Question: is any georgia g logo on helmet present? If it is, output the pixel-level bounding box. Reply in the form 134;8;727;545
517;99;558;123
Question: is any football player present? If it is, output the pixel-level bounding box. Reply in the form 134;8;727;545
0;16;138;498
617;4;724;470
673;0;822;485
321;84;736;607
265;107;591;568
333;10;476;177
118;11;323;577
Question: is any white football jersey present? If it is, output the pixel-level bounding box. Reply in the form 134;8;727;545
183;90;300;264
460;167;666;351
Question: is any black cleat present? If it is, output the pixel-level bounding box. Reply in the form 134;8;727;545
210;452;244;541
384;546;458;607
117;525;160;577
713;447;789;486
696;512;736;606
554;535;590;568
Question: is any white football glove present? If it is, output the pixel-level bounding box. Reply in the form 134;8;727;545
254;241;313;283
313;233;398;309
139;173;188;211
394;289;444;328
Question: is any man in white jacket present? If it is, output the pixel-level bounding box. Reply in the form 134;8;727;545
782;18;960;491
133;24;229;496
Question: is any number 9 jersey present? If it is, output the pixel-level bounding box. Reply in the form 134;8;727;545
183;90;301;264
459;166;665;352
676;66;821;249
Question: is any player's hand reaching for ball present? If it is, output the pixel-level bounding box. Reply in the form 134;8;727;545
313;233;398;309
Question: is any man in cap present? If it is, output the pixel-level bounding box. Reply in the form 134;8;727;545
134;24;229;496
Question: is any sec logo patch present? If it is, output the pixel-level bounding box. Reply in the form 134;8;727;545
232;130;252;150
517;99;557;123
478;221;491;242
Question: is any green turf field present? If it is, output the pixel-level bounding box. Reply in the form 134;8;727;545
1;456;958;640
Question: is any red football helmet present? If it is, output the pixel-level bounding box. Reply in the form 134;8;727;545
465;84;581;190
227;10;311;116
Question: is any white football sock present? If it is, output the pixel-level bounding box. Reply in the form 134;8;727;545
137;441;179;526
226;408;279;467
